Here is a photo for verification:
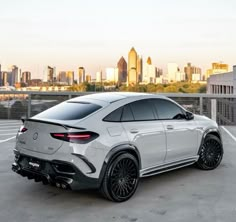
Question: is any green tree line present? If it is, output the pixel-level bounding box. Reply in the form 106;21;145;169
68;82;207;93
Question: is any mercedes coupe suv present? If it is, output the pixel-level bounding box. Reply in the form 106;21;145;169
12;92;223;202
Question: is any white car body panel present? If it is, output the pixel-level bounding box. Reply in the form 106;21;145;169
162;119;199;162
122;120;166;168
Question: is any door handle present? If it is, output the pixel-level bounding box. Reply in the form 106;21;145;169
130;129;139;134
166;125;174;130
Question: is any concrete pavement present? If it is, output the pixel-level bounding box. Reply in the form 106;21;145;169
0;121;235;222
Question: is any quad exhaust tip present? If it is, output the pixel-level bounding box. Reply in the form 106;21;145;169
12;163;21;173
55;181;69;190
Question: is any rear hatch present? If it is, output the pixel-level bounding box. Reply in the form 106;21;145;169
17;120;70;154
16;99;104;154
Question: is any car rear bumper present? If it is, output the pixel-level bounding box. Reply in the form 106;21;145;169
12;151;100;190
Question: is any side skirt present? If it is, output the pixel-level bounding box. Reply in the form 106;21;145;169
140;156;199;177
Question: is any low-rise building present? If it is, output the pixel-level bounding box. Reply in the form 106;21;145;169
207;65;236;94
207;65;236;125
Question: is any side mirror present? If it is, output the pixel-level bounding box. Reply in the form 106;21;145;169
185;111;194;120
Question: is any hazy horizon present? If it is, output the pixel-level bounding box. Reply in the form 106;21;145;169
1;0;236;78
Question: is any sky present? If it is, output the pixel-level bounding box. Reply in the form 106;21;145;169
0;0;236;79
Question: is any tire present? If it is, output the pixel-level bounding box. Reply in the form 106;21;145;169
196;134;223;170
100;153;139;202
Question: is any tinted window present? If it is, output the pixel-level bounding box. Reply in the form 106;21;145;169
153;99;184;120
34;102;101;120
129;100;155;121
121;105;134;121
103;107;123;122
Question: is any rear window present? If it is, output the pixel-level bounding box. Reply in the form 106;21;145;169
103;107;123;122
34;102;102;120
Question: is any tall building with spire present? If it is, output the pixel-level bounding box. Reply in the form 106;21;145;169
147;57;152;65
117;56;127;83
142;57;156;83
128;47;138;85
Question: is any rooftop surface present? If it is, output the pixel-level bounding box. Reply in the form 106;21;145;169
0;120;236;222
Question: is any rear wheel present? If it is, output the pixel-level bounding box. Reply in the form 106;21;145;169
196;134;223;170
100;153;139;202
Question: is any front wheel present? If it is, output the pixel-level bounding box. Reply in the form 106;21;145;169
100;153;139;202
196;134;223;170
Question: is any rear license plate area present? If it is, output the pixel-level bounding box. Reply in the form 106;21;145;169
27;158;42;171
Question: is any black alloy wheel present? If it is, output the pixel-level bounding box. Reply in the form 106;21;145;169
100;153;139;202
196;134;223;170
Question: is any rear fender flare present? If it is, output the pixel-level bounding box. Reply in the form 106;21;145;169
98;144;141;185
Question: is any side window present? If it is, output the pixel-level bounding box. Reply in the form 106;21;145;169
129;99;155;121
121;105;134;121
153;99;185;120
103;107;123;122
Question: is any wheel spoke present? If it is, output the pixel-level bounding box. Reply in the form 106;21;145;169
109;157;138;199
200;138;222;168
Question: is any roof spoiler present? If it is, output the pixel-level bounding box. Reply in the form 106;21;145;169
21;118;86;130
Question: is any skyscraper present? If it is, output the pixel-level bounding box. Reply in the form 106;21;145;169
78;67;85;84
128;47;138;85
147;57;152;65
66;71;74;85
21;71;31;84
167;63;179;82
137;56;143;82
142;57;156;83
11;65;19;85
106;68;119;82
85;74;91;83
117;56;127;83
96;71;102;83
2;72;9;86
57;71;67;83
206;62;228;79
184;63;201;82
47;66;54;82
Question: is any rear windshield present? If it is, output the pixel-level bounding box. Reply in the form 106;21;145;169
34;101;102;120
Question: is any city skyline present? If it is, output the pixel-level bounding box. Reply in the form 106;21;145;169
1;0;236;77
0;48;232;81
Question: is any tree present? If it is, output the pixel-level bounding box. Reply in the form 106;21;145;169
198;85;207;93
164;85;178;93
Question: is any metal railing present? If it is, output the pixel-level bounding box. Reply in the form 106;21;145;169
0;91;235;125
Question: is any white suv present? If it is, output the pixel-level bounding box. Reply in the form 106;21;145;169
12;92;223;202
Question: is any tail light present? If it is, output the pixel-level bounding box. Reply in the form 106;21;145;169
19;126;28;133
50;132;99;144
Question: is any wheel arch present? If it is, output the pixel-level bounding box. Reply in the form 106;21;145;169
198;128;223;155
98;144;141;185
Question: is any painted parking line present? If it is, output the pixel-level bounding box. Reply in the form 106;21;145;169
0;123;21;126
0;126;21;129
0;133;17;136
0;129;19;132
221;126;236;143
0;121;21;123
0;136;16;143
